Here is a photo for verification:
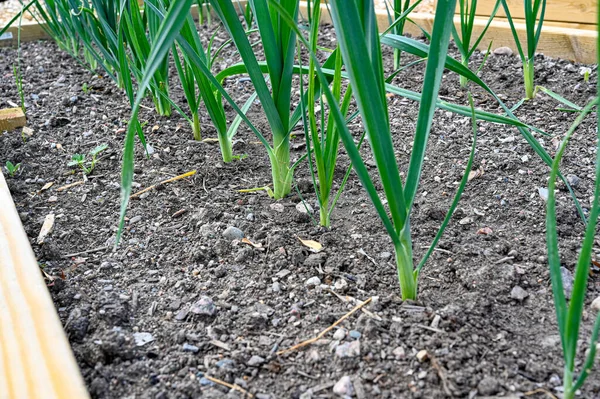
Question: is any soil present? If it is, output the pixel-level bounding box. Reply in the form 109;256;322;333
1;23;600;399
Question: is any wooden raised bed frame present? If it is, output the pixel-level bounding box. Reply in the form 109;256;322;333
0;1;597;63
0;170;89;398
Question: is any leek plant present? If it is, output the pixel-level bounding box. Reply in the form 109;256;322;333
546;97;600;399
389;0;422;70
544;12;600;393
122;0;172;116
208;0;299;199
174;12;258;160
271;0;462;299
300;0;353;227
452;0;500;88
501;0;546;100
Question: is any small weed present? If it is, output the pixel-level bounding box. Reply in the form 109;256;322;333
68;144;109;175
4;161;21;177
232;154;248;161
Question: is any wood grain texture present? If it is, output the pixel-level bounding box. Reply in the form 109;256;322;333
298;4;597;63
474;0;597;25
0;107;26;131
0;171;89;399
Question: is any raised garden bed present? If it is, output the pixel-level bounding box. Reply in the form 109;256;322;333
1;18;599;398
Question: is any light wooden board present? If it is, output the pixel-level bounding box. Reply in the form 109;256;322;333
474;0;597;25
298;3;597;64
0;171;90;399
0;107;27;131
0;3;597;63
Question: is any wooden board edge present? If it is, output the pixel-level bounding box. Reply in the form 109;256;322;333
0;107;27;132
298;4;596;63
0;171;90;398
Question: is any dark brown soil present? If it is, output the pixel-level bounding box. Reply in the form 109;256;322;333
1;23;600;399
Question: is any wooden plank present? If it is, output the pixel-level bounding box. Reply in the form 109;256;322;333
0;22;49;48
0;171;90;399
0;2;596;63
0;107;27;132
473;0;597;25
299;3;597;64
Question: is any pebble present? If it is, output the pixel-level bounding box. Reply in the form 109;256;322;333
392;346;406;359
493;46;513;56
272;282;281;293
416;349;429;362
304;276;321;288
246;213;255;221
191;296;217;317
133;332;154;347
538;187;549;201
129;215;142;225
478;376;500;395
270;203;285;213
335;341;360;358
510;286;528;301
296;202;314;214
247;355;265;366
334;278;348;292
379;251;392;261
333;376;354;397
561;267;574;299
591;296;600;312
216;358;235;370
304;253;327;267
182;343;199;353
333;328;346;341
349;330;361;339
567;174;580;187
431;314;442;329
223;226;244;240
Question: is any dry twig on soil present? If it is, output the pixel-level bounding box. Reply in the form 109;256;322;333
276;297;372;356
130;170;196;199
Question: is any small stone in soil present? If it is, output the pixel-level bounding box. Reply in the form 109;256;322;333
182;343;199;353
561;267;574;299
567;174;580;187
295;202;313;214
349;330;361;339
304;276;321;288
416;349;429;362
392;346;406;359
270;203;285;213
333;376;354;397
247;355;265;367
335;341;360;358
493;46;513;56
333;328;346;341
334;278;348;292
379;251;392;261
133;332;154;347
510;286;528;301
216;358;235;370
223;226;244;240
477;376;500;396
190;296;217;317
272;282;281;293
591;296;600;312
538;187;549;201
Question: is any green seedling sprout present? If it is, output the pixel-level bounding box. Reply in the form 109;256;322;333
501;0;546;100
4;161;21;177
68;144;108;175
580;67;592;83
